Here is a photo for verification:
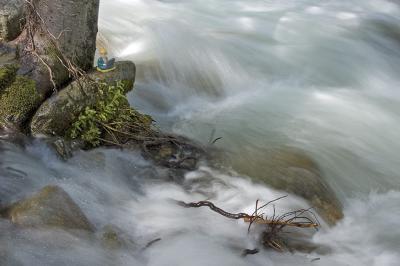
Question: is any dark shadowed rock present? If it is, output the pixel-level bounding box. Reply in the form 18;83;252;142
0;43;18;65
0;0;25;42
30;61;136;137
132;134;206;171
46;137;85;160
1;185;94;231
230;147;343;225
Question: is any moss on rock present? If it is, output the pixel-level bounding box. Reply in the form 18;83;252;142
30;61;137;137
67;81;153;147
0;75;41;127
0;64;18;91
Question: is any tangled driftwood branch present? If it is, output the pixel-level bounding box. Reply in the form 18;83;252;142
176;197;319;252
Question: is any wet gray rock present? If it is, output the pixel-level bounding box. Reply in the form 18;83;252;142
0;0;25;42
0;119;26;145
0;185;95;231
231;147;343;225
0;43;18;66
47;137;85;160
18;0;100;96
30;61;136;137
129;134;206;171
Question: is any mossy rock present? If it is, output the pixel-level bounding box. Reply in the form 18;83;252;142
0;185;94;231
30;61;136;137
0;74;41;127
0;64;18;91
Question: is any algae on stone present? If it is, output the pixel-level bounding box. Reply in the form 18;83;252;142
0;75;41;127
0;64;18;91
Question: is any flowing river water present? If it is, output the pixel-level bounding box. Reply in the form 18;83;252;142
1;0;400;265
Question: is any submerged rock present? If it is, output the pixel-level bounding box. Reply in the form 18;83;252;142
30;61;136;137
127;134;206;171
98;224;135;250
230;147;343;225
0;0;25;42
1;185;94;231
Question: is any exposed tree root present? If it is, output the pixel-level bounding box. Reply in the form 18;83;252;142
23;0;92;92
176;197;319;252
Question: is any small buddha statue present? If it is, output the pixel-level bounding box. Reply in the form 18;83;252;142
97;47;116;72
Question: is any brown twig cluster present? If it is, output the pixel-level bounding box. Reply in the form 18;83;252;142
176;197;319;252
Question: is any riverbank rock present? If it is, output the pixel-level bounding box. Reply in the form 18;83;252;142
30;61;136;137
231;147;343;225
0;185;94;231
0;43;18;65
17;0;99;96
0;0;25;42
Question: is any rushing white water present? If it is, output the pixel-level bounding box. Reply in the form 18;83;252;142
1;0;400;265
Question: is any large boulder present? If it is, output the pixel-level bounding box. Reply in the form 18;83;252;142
0;0;25;42
30;61;136;137
0;63;18;91
18;0;100;96
230;147;343;225
0;185;94;231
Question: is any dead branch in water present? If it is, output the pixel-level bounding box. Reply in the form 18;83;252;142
176;197;319;252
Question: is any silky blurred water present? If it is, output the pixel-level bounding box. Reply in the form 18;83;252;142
1;0;400;265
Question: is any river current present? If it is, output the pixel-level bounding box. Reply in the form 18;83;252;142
1;0;400;265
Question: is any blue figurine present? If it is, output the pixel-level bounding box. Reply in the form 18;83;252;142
97;47;116;72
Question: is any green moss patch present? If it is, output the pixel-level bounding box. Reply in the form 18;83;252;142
0;75;41;125
0;64;18;91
